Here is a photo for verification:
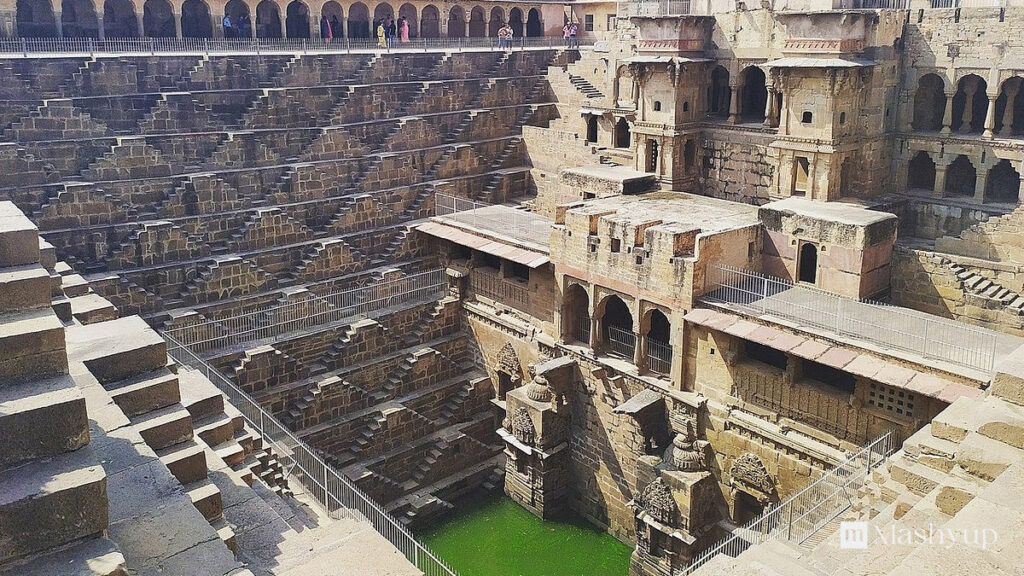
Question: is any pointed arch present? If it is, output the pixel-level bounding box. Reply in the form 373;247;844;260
398;3;416;37
740;66;767;123
61;0;99;37
944;154;976;197
508;7;522;38
103;0;138;37
321;1;342;38
181;0;212;38
564;282;590;344
488;6;503;36
143;0;174;37
285;0;310;38
986;159;1021;203
907;151;935;191
347;1;368;38
708;66;730;117
373;2;392;22
255;0;281;37
447;5;465;37
468;5;485;37
912;73;945;131
952;74;987;133
420;3;438;38
17;0;58;37
525;7;541;36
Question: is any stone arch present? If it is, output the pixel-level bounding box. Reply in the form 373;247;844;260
488;6;503;36
525;7;541;37
907;150;935;191
347;1;368;38
61;0;99;37
740;66;767;123
255;0;281;37
17;0;58;37
585;114;598;143
285;0;310;38
952;74;987;133
615;117;630;148
468;5;485;37
708;65;730;118
996;76;1024;136
321;1;342;37
419;4;438;37
508;7;522;38
181;0;212;37
447;5;465;37
398;2;416;37
373;2;392;23
598;293;634;358
912;73;945;131
143;0;174;37
986;159;1020;203
224;0;249;36
103;0;138;37
643;308;672;374
840;157;853;197
798;242;818;284
495;342;523;400
945;154;976;197
564;282;590;343
729;452;775;500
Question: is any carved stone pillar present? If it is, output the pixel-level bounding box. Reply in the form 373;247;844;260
975;167;989;203
173;9;182;37
934;162;948;198
763;88;775;128
941;91;955;134
983;94;997;138
728;83;741;124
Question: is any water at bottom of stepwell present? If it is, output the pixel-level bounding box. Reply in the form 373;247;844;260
419;490;633;576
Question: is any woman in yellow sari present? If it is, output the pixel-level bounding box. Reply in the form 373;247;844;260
376;20;387;49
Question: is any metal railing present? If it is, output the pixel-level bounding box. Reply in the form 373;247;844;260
929;0;1006;6
646;338;672;375
606;325;637;359
162;332;460;576
434;193;549;243
702;265;999;373
164;268;446;353
572;313;592;345
682;430;897;575
0;35;592;57
469;270;530;308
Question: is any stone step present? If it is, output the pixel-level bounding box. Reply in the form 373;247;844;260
60;274;90;298
0;448;108;564
214;441;246;468
179;383;226;423
156;439;208;485
194;413;237;448
130;403;193;451
0;374;89;469
65;316;167;384
68;293;118;325
889;453;950;497
185;478;224;522
0;264;51;314
211;518;237;554
0;536;126;576
105;368;180;418
0;202;41;268
0;307;67;385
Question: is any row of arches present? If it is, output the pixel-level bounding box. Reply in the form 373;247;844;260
563;285;675;376
708;65;772;124
907;150;1021;203
913;73;1024;137
14;0;544;38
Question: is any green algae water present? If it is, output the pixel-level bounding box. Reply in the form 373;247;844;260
419;491;632;576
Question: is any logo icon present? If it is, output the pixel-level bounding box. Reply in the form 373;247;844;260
839;521;868;549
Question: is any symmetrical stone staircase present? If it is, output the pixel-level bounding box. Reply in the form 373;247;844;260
944;259;1024;315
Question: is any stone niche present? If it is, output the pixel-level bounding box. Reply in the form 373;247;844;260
500;356;575;518
759;197;898;299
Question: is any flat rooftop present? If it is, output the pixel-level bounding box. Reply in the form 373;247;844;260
565;192;761;233
419;204;553;267
761;197;897;227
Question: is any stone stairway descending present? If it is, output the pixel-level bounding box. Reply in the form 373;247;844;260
0;201;126;575
689;357;1024;576
943;259;1024;315
568;73;604;99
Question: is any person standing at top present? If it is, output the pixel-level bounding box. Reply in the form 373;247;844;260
496;23;508;50
562;22;571;47
569;22;578;49
223;14;233;38
376;19;387;48
320;14;331;41
502;23;514;52
399;16;409;42
386;17;396;48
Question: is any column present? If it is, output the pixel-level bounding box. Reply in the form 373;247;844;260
54;11;64;37
728;83;741;124
807;156;817;199
1019;168;1024;203
588;316;600;351
902;89;914;132
934;162;948;198
1000;84;1019;136
633;331;644;369
983;94;997;138
960;82;977;134
763;88;775;128
975;167;989;203
941;91;955;134
97;13;105;39
136;10;144;37
173;8;182;37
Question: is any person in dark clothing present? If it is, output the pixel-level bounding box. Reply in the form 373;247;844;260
386;17;396;48
330;15;341;39
320;15;331;40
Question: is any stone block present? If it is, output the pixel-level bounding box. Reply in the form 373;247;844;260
0;374;89;469
0;265;51;313
0;202;40;268
106;368;181;418
130;404;193;451
0;448;108;564
0;308;67;384
66;316;167;384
